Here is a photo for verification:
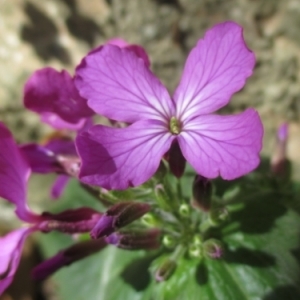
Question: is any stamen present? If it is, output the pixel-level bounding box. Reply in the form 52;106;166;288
169;117;180;135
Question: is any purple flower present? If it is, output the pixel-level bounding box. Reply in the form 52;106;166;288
0;122;155;292
24;67;94;130
75;21;263;190
0;122;101;293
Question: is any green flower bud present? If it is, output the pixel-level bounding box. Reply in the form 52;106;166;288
141;213;159;227
209;206;229;226
155;258;177;282
189;244;202;258
162;235;176;249
179;204;190;217
203;239;223;259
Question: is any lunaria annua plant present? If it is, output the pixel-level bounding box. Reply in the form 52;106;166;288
1;21;300;300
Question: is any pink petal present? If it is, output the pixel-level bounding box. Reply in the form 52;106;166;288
41;112;86;130
107;38;129;47
178;109;263;180
0;123;39;223
20;143;61;174
76;120;174;189
0;228;32;295
108;38;150;67
24;68;94;126
20;139;77;174
75;45;174;123
174;21;255;121
50;175;70;199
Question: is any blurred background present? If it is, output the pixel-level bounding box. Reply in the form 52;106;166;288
0;0;300;299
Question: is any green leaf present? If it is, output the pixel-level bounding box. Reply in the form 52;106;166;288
150;186;300;300
39;231;156;300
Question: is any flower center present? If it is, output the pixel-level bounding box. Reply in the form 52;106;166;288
169;117;181;135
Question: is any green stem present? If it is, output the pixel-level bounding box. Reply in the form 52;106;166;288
171;244;186;261
199;218;212;234
176;179;183;202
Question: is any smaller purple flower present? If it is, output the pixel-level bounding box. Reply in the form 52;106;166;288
0;122;102;293
0;122;156;292
24;67;94;130
75;21;264;190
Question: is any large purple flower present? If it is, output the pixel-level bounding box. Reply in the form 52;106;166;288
75;21;263;190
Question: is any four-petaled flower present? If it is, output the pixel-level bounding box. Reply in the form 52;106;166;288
75;21;263;190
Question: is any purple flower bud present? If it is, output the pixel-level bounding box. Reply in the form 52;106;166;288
90;202;151;239
166;141;186;178
192;175;212;212
90;215;114;238
38;208;102;234
105;229;161;250
203;239;223;259
32;239;107;280
271;123;289;177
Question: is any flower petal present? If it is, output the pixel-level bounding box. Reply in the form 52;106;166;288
24;68;94;125
20;143;61;174
20;138;77;175
76;120;174;189
107;38;150;67
174;21;255;121
41;112;86;130
0;228;32;295
75;45;174;123
50;175;70;199
0;123;39;222
178;109;263;180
